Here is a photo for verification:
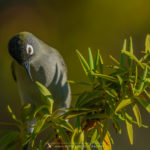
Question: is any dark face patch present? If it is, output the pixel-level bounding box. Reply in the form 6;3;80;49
8;35;28;64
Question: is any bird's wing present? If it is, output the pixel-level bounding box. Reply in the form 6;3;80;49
11;61;17;82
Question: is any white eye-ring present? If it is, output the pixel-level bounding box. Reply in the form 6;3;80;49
26;44;34;55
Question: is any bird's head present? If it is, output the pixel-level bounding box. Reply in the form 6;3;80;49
8;32;38;80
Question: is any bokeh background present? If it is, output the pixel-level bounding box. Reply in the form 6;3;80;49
0;0;150;149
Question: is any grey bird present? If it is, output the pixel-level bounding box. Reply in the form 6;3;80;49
8;32;71;149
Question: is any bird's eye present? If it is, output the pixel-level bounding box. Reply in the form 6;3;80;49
26;44;34;55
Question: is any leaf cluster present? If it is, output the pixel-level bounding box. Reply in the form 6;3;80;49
1;35;150;150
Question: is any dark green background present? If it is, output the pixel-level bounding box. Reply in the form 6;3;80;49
0;0;150;149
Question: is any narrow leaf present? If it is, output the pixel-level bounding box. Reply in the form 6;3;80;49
92;73;117;83
122;50;144;69
35;81;54;114
125;119;133;145
134;66;138;89
115;99;132;112
101;120;108;142
137;66;148;94
95;140;103;150
53;118;73;132
57;126;70;149
85;142;91;150
109;55;119;65
128;37;133;67
99;52;104;74
94;50;100;71
102;133;112;150
120;39;127;68
84;113;108;120
88;48;94;70
7;106;21;124
132;104;142;127
145;34;150;53
76;50;91;75
136;97;150;113
112;117;121;134
90;129;98;144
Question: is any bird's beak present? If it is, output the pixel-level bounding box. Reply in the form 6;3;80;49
23;61;33;80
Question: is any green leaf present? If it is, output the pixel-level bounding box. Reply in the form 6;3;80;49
85;142;91;150
128;37;133;67
145;34;150;53
35;81;54;114
67;80;91;86
136;97;150;113
136;66;148;94
33;105;51;117
92;73;117;83
129;37;133;54
99;52;104;74
90;129;98;144
7;105;21;124
109;55;119;65
57;126;70;150
31;114;49;145
125;119;133;145
112;116;121;134
95;140;102;150
122;50;144;69
88;48;94;70
115;99;133;113
120;39;127;68
144;89;150;98
94;50;100;71
61;109;92;119
105;88;118;99
76;91;100;108
76;50;91;75
75;92;89;107
132;104;142;127
145;78;150;82
53;118;73;132
84;113;108;120
117;75;123;85
71;129;84;150
125;112;148;128
134;66;138;89
75;116;81;129
101;120;108;142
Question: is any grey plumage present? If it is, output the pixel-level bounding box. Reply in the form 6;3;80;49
8;32;71;149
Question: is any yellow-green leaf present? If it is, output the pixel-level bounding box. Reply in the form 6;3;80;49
145;34;150;53
122;50;144;69
120;39;126;68
35;81;54;114
90;129;98;144
115;99;132;113
76;50;91;75
94;49;100;71
92;73;117;83
85;142;91;150
132;104;141;127
99;52;104;74
88;48;94;70
136;97;150;113
125;119;133;145
109;55;120;65
53;118;73;132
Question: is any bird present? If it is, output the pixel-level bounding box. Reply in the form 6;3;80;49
8;32;71;149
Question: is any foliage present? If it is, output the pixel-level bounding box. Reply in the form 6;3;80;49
1;35;150;149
